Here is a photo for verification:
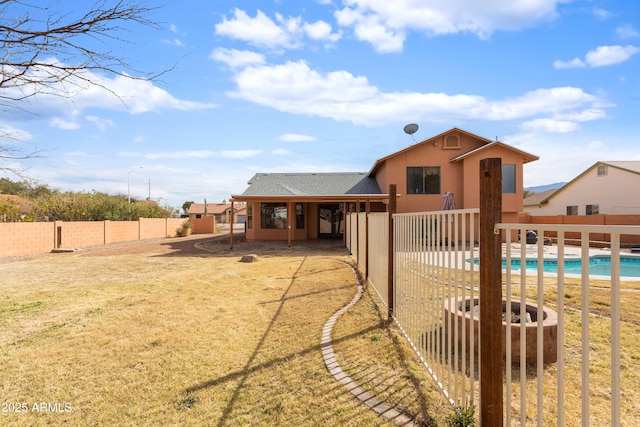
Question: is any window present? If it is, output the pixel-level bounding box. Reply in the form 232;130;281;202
597;165;607;176
502;164;516;194
261;203;287;229
586;204;599;215
407;166;440;195
296;203;304;229
247;203;253;229
566;205;578;215
444;134;460;148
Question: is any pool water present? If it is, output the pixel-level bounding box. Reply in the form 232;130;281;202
475;255;640;278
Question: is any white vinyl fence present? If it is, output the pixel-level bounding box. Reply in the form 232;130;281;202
347;210;640;426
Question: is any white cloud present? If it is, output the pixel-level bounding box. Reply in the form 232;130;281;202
272;148;291;155
59;73;216;114
50;117;80;130
555;45;639;69
215;9;301;49
592;7;612;19
162;38;185;47
2;61;216;118
278;133;317;142
0;123;33;142
617;24;640;39
210;48;266;68
520;118;579;133
585;45;639;67
334;0;567;52
228;60;609;127
303;20;342;42
553;58;585;69
215;9;341;50
86;115;115;131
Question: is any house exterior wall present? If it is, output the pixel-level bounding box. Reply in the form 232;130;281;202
372;131;525;218
461;145;526;216
245;201;318;241
373;133;484;213
525;166;640;216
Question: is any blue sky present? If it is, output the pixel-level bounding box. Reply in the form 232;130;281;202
2;0;639;209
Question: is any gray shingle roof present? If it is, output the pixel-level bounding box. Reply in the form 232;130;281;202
602;161;640;174
240;172;382;197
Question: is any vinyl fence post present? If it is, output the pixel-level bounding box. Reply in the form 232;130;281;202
479;158;503;426
387;184;396;320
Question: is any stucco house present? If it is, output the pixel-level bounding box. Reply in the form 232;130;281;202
188;202;239;224
231;128;538;242
524;161;640;216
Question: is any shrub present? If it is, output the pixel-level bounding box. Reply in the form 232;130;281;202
445;404;476;427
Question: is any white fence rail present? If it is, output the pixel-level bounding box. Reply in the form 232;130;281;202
367;212;389;307
393;209;479;408
348;210;640;426
497;223;640;427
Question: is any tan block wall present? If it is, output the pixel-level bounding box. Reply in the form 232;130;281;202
56;221;105;248
0;218;195;258
190;216;215;234
0;222;55;257
106;221;139;243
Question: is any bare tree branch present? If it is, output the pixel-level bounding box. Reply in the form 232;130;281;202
0;0;168;167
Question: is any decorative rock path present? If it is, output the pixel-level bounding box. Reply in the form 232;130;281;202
320;265;417;426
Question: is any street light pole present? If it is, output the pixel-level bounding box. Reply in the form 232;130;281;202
128;166;143;203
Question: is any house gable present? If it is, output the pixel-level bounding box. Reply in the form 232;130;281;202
525;161;640;215
367;128;538;215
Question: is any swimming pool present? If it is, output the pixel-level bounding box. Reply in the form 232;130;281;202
474;255;640;278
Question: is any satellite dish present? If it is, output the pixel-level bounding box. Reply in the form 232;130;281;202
403;123;419;135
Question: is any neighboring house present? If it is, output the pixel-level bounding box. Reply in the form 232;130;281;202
188;202;238;223
231;127;539;241
523;188;560;212
524;161;640;216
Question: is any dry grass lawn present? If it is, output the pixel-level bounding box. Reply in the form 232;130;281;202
0;235;450;426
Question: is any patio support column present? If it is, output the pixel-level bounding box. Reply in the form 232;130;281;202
287;201;293;247
387;184;396;320
479;158;503;427
365;199;370;278
342;202;347;247
355;199;360;263
230;199;234;249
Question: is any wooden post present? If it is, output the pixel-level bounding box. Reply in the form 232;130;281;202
479;158;503;426
287;201;293;247
365;199;370;278
342;202;347;247
355;199;360;263
387;184;396;320
230;199;234;249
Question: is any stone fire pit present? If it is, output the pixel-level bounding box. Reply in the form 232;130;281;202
443;297;558;365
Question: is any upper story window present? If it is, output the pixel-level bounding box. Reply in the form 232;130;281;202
407;166;440;195
566;205;578;215
502;164;516;194
586;204;599;215
444;134;461;149
597;165;607;176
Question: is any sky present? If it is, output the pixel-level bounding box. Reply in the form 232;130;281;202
2;0;639;210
